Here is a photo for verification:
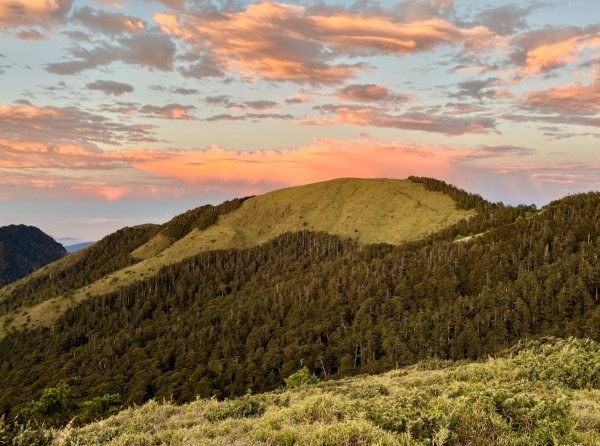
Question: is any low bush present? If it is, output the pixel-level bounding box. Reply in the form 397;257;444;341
284;367;320;389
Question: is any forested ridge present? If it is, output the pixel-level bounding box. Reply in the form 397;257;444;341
0;198;247;313
1;183;599;417
0;225;66;287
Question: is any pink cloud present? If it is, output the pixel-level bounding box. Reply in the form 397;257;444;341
524;80;600;114
6;132;595;207
139;104;196;120
126;138;530;187
72;184;131;201
0;102;157;146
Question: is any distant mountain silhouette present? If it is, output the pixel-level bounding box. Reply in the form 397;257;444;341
64;241;94;253
0;225;66;287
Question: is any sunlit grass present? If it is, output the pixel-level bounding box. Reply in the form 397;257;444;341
58;338;600;446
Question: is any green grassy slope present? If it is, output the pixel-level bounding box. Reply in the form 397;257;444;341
59;338;600;446
174;178;475;249
0;178;474;337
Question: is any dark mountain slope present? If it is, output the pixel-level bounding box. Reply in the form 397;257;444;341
0;198;247;315
0;225;66;287
1;189;599;415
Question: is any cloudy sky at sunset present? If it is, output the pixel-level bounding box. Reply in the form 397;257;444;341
1;0;599;241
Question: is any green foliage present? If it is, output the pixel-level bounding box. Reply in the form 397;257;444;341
285;367;320;389
0;416;53;446
20;383;121;429
161;197;248;240
513;337;600;389
73;394;121;427
408;176;490;211
20;382;77;428
59;339;592;445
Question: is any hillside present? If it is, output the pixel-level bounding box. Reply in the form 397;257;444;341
0;178;473;336
3;178;600;436
0;225;66;287
1;179;600;419
53;338;600;445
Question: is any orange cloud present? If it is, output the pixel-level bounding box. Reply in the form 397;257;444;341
128;138;529;187
0;133;546;203
0;104;61;119
73;184;131;201
155;1;494;84
520;33;600;75
313;16;492;53
0;0;72;29
522;36;582;74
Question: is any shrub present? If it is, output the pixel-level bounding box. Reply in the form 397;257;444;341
285;367;320;389
514;338;600;389
0;416;53;446
20;384;122;429
73;394;121;426
20;382;77;428
204;396;266;421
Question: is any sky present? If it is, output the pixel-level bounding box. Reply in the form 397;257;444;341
0;0;599;241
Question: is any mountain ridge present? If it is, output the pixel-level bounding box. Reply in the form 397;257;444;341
0;178;475;337
5;178;599;424
0;224;66;287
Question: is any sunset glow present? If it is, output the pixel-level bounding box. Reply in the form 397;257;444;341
0;0;599;240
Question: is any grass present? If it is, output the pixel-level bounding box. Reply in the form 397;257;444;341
56;338;600;446
163;178;474;250
0;178;474;339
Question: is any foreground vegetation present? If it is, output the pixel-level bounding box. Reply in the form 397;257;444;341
44;338;600;445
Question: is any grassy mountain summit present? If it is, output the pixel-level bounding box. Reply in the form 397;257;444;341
0;178;474;336
135;178;475;259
